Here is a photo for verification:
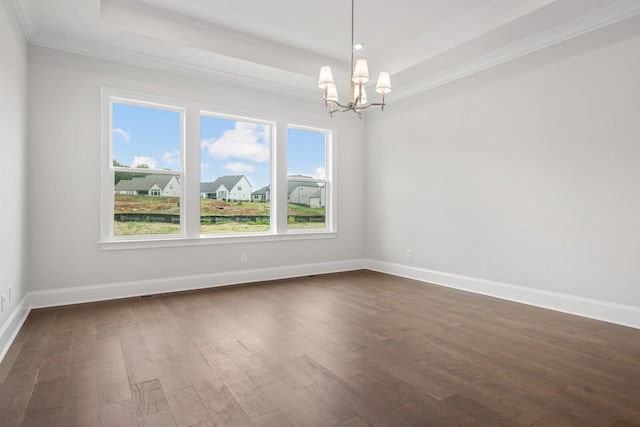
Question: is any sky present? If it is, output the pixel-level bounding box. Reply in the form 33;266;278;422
112;102;326;191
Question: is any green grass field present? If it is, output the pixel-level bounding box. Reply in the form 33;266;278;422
114;221;324;235
114;195;325;235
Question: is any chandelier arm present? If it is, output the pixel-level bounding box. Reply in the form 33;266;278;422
357;102;385;110
323;101;386;115
318;0;390;117
324;100;355;111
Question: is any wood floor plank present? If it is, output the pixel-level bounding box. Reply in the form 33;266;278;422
295;382;357;425
0;343;23;385
281;404;330;427
205;354;276;419
179;352;253;425
444;393;525;426
252;410;295;427
166;386;211;427
2;270;640;426
389;383;482;427
61;360;99;427
68;334;96;364
137;409;177;427
334;416;370;427
97;364;131;407
21;407;63;427
222;340;279;387
138;321;173;355
25;377;65;415
260;380;310;413
0;370;38;427
7;348;46;376
343;373;408;410
61;390;99;427
150;350;192;393
98;400;136;427
131;378;170;417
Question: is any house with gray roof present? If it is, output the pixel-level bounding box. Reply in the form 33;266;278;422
251;185;270;202
288;178;324;207
251;176;325;207
200;175;252;201
114;174;180;197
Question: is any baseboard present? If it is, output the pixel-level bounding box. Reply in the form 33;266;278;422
0;295;30;363
29;258;367;309
366;259;640;330
9;256;638;363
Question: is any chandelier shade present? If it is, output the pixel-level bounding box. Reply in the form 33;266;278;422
318;66;335;88
318;0;391;117
352;59;369;84
375;72;392;94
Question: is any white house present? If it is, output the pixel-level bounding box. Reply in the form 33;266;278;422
251;185;270;202
308;189;324;209
251;178;325;207
114;175;180;196
288;180;325;208
200;175;252;201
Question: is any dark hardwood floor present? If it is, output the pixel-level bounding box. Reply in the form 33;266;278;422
1;270;639;426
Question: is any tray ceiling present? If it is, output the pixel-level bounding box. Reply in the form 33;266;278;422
12;0;640;102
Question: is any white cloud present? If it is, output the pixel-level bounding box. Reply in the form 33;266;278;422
224;162;255;173
162;150;180;166
202;122;270;163
314;167;326;180
132;156;157;169
113;128;130;142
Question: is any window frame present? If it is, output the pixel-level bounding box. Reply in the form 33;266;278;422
199;110;275;237
105;95;186;241
100;88;337;250
286;124;333;233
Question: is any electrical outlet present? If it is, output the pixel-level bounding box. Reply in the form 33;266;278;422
406;249;412;259
241;253;248;263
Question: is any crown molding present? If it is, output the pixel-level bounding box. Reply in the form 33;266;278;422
29;34;322;104
13;0;640;105
392;0;640;101
9;0;36;41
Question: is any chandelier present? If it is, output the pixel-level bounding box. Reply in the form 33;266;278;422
318;0;391;117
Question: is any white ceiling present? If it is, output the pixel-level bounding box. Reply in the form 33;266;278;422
12;0;640;102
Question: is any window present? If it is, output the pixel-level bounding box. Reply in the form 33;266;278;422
102;89;335;247
200;114;271;235
287;127;329;231
110;100;183;238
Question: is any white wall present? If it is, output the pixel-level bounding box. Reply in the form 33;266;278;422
0;0;29;351
365;31;640;310
28;47;365;295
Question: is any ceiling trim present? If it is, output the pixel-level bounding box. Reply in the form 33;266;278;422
10;0;37;41
11;0;640;106
28;33;321;103
393;0;640;101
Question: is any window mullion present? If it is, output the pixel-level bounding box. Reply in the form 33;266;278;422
274;121;288;234
184;107;200;239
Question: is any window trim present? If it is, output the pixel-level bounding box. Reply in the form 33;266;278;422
199;110;276;237
101;87;337;249
105;95;186;241
286;124;334;234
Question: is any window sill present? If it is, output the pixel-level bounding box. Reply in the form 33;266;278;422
100;231;337;250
